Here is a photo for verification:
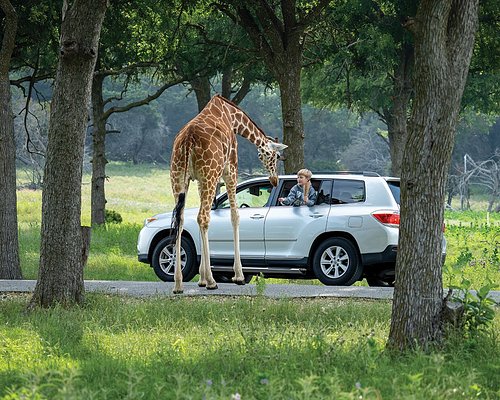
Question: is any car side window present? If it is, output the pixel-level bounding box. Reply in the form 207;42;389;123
217;183;273;209
275;179;325;206
332;179;365;204
315;180;332;205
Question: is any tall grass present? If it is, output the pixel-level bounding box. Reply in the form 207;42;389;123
1;294;499;399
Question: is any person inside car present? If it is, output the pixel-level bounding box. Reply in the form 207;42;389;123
278;168;317;207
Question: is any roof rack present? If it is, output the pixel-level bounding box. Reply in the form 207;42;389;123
312;171;381;177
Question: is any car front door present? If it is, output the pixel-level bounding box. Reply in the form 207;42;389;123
209;181;273;262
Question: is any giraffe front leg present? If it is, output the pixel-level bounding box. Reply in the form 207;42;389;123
197;212;218;290
229;197;245;285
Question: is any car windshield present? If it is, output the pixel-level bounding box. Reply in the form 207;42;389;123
386;180;400;205
217;183;273;209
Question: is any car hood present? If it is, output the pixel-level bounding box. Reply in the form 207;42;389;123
144;207;200;228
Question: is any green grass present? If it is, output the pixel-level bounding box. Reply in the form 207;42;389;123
8;162;500;398
1;294;499;399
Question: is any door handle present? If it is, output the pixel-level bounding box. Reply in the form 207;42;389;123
250;214;265;219
309;213;324;219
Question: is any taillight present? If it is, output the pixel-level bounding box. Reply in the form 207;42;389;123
372;211;400;227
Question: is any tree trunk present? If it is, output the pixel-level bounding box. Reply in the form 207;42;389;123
91;73;107;225
385;43;413;177
277;61;304;173
388;0;479;350
227;1;325;174
0;0;22;279
29;0;108;308
190;76;211;112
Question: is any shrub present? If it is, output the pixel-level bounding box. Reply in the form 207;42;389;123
105;209;123;224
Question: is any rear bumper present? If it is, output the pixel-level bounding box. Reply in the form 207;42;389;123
362;246;398;266
362;245;447;267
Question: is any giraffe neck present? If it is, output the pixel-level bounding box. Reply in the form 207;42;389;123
214;95;267;149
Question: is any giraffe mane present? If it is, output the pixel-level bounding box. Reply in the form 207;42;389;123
212;94;272;143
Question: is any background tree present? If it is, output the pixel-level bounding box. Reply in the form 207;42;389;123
302;0;417;176
29;0;108;308
216;0;329;173
0;0;22;279
89;0;186;225
303;0;499;177
388;0;479;350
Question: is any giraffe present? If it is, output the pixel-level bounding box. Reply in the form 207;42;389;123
169;94;287;294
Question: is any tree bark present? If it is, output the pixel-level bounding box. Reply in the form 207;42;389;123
388;0;479;350
385;43;414;177
29;0;108;308
276;61;304;173
0;0;22;279
91;73;107;225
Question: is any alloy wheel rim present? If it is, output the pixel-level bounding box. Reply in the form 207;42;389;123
159;245;186;275
320;245;349;279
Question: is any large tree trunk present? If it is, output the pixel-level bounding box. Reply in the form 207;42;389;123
91;73;107;225
190;76;211;112
388;0;479;350
29;0;108;308
385;43;413;177
0;0;22;279
277;61;304;173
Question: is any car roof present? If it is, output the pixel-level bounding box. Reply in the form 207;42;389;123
239;172;399;183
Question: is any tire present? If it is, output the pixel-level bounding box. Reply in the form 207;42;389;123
151;236;197;282
312;237;363;286
366;276;395;287
213;273;254;284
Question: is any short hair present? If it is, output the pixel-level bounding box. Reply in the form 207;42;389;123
297;168;312;180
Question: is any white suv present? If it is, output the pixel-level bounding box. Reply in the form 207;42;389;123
137;172;444;286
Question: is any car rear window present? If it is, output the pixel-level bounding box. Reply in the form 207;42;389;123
386;180;400;205
332;180;365;204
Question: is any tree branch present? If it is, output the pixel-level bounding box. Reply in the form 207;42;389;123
103;78;184;119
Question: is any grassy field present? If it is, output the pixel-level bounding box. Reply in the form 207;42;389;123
16;162;500;287
1;293;499;399
5;162;500;399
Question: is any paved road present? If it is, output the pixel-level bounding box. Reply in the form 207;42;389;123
1;279;499;303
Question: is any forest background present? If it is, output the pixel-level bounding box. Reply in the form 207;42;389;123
9;0;500;214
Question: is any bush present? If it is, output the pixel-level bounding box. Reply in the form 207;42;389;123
105;209;123;224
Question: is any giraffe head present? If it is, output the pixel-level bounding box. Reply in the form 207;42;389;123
258;139;288;187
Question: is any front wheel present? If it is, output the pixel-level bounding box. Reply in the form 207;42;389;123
151;236;197;282
312;237;363;286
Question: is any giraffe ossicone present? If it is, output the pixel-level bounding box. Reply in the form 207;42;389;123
169;94;287;294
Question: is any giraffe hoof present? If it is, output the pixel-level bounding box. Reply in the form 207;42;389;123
232;277;246;285
173;289;183;295
206;284;218;291
198;282;206;287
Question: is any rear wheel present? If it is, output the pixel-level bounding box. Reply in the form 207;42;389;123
366;276;395;287
151;236;197;282
312;237;363;286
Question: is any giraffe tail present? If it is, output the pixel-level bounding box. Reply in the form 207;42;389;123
170;192;186;244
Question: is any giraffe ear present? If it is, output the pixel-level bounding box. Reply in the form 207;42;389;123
268;142;288;151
